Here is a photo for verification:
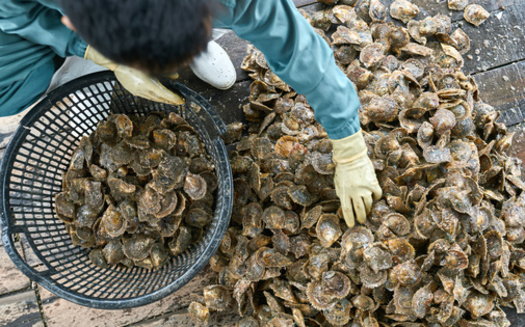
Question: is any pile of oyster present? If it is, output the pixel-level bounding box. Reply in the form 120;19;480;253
56;112;217;270
188;2;525;327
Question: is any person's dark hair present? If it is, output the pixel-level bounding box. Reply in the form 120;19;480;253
60;0;216;74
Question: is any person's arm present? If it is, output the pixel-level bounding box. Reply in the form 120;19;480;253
215;0;382;227
214;0;360;140
0;0;86;57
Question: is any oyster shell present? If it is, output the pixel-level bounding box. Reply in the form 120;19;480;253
188;301;210;324
61;112;216;269
390;0;419;23
448;0;468;11
316;214;342;248
204;285;232;311
464;4;490;27
183;2;525;326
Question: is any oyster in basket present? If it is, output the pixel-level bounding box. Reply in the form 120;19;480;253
58;112;217;270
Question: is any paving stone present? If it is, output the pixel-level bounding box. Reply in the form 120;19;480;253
0;237;31;296
0;134;14;150
129;309;239;327
0;246;31;296
473;61;525;115
499;107;524;126
164;78;251;126
39;267;216;327
0;290;44;327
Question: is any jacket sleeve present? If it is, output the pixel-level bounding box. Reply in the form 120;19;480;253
214;0;361;139
0;0;86;58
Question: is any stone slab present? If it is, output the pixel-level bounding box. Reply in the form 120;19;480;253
38;267;216;327
461;2;525;75
473;61;525;126
129;309;239;327
0;290;44;327
0;244;31;296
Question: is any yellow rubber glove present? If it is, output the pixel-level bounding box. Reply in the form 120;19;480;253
84;46;185;106
331;131;382;227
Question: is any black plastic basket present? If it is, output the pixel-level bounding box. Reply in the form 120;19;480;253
0;72;233;309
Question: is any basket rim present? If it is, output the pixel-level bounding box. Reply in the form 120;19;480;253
0;71;233;309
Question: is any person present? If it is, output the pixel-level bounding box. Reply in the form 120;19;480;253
57;0;383;227
0;0;236;142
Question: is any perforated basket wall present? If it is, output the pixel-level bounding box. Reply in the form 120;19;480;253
0;72;233;309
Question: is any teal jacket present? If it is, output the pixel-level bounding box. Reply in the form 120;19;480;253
0;0;86;116
215;0;361;139
0;0;360;139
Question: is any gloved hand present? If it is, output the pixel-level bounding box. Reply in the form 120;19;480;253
331;131;382;228
84;46;184;106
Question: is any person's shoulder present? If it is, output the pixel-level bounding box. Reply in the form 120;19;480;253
0;0;47;13
0;0;62;19
0;0;29;16
36;0;62;10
